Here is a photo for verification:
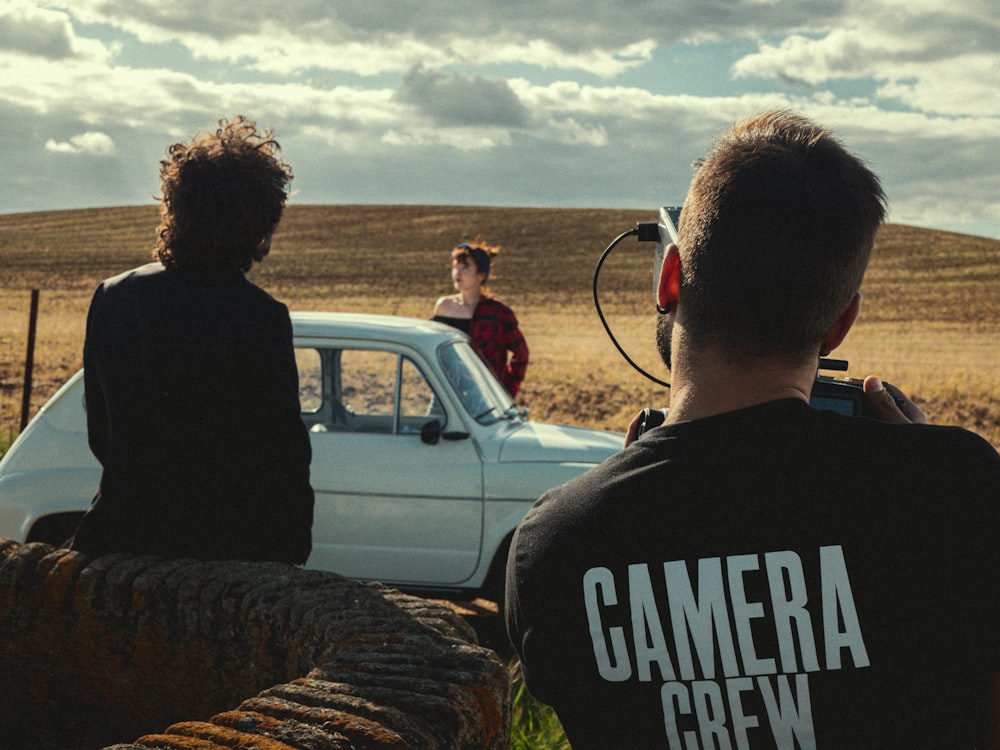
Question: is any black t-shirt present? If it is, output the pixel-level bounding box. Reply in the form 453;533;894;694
505;399;1000;749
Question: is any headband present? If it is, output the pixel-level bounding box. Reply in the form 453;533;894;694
455;243;491;280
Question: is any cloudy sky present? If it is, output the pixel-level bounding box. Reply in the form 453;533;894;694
3;0;999;238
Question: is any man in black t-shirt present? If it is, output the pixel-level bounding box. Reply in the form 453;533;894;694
505;111;1000;748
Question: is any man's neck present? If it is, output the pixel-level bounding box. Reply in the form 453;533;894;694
665;341;817;424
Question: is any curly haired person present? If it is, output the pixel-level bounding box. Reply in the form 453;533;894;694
71;116;314;565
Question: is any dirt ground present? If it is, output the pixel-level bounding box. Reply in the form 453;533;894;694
436;597;514;661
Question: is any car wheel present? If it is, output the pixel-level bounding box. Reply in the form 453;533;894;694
479;535;513;611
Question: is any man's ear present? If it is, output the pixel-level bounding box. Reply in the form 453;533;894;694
657;244;681;310
820;292;862;356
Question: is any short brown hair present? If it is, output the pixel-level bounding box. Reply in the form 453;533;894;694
452;240;500;291
155;115;293;273
677;110;886;362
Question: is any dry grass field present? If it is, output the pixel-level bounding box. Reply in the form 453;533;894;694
3;204;1000;454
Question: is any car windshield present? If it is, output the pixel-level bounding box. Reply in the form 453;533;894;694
438;341;516;425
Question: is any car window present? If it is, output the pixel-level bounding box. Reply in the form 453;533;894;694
296;347;323;413
296;346;443;435
341;349;395;417
438;342;513;424
400;357;436;419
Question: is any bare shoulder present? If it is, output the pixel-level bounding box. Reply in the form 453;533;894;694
434;295;459;315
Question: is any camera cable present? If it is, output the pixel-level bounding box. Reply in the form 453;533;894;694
592;227;670;388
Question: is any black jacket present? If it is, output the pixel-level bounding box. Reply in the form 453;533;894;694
72;262;314;564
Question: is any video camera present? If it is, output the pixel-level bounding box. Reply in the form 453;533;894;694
598;206;880;438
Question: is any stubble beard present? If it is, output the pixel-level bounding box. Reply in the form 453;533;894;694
656;313;673;372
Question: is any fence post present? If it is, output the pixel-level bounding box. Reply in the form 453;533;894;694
20;289;39;433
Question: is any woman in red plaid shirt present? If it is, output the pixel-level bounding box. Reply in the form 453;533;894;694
432;241;529;397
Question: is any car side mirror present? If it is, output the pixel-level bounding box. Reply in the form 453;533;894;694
421;419;443;445
420;419;470;445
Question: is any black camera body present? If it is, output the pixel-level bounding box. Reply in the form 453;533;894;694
810;358;869;417
634;406;668;436
635;360;875;438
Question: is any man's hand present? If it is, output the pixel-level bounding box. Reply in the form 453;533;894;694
863;376;927;424
624;412;643;447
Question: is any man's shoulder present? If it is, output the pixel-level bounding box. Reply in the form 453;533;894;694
769;403;1000;494
99;261;165;288
89;262;168;308
709;398;997;458
519;449;637;527
834;407;1000;461
241;276;287;309
94;262;287;317
895;419;1000;476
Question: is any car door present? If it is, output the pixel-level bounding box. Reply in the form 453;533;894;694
296;343;485;586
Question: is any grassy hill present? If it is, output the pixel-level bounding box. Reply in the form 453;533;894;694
3;204;1000;451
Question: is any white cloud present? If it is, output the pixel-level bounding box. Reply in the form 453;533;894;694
45;131;116;155
731;1;1000;118
395;66;529;127
736;33;1000;117
0;1;112;62
381;126;513;152
732;30;902;86
1;0;998;238
874;54;1000;117
0;2;73;59
191;26;455;78
451;38;656;79
57;0;835;53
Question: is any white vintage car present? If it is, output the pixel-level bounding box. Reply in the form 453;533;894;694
0;312;623;601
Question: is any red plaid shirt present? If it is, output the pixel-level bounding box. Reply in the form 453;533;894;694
469;296;529;397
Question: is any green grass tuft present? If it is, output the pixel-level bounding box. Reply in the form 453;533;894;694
509;661;571;750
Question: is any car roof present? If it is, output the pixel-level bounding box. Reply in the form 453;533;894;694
290;311;468;346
